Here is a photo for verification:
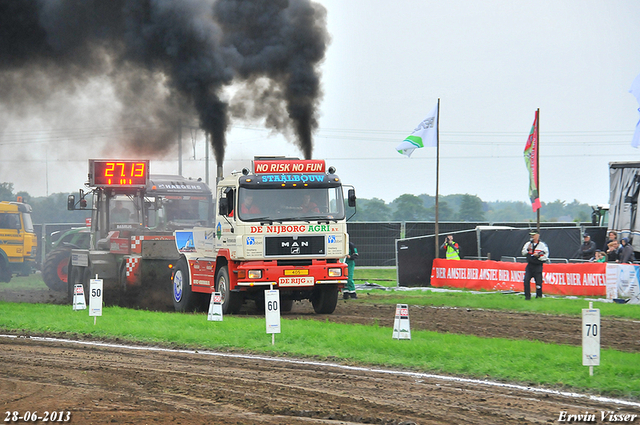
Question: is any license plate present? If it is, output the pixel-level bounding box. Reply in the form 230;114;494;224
278;276;314;286
284;269;309;276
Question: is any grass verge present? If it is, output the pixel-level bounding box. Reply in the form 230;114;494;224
1;301;638;400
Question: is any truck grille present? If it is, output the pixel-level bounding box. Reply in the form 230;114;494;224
265;236;325;257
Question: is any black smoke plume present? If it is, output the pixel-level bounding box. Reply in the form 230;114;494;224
0;0;329;164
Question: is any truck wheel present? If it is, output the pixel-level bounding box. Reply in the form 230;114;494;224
42;248;72;292
0;259;11;283
172;258;197;312
216;266;242;314
311;285;338;314
281;299;294;312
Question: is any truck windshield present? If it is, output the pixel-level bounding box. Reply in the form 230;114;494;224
0;213;21;230
160;197;211;229
109;196;137;227
238;187;345;222
21;213;34;233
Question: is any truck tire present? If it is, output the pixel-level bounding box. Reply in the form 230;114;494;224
281;299;294;312
172;258;198;312
311;285;338;314
216;266;242;314
42;248;71;292
0;259;11;283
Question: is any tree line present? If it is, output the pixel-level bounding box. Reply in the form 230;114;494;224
0;183;89;224
1;182;592;224
352;193;593;223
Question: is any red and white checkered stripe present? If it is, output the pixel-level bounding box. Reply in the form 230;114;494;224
125;257;141;278
130;236;144;254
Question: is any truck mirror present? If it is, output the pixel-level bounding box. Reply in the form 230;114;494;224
218;198;229;216
67;195;76;211
347;189;356;207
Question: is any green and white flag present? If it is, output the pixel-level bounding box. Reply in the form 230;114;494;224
396;103;438;157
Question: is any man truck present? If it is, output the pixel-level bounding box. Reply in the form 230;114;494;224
172;157;356;315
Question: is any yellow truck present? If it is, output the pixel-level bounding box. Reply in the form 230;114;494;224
0;200;37;282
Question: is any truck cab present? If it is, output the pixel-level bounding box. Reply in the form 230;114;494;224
0;201;37;282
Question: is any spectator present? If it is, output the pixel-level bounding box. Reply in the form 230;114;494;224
521;231;549;300
603;231;618;251
619;238;635;263
606;240;620;262
440;235;461;260
593;250;607;263
574;233;596;260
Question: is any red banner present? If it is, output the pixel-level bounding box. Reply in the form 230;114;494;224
524;110;540;212
431;259;606;296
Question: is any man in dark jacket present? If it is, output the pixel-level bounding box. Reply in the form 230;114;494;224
575;233;596;260
619;238;635;263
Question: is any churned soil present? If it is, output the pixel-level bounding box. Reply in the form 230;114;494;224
1;285;639;424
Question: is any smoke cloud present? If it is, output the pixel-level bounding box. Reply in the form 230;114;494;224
0;0;329;164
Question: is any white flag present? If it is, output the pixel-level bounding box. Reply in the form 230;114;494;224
630;73;640;148
396;103;438;157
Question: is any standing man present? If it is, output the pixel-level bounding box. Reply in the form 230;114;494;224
440;235;461;260
343;241;358;299
521;231;549;300
575;233;596;260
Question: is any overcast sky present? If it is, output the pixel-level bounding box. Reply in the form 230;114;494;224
2;0;640;207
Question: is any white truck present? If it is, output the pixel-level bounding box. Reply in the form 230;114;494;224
172;157;356;314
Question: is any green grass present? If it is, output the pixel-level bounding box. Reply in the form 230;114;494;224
355;267;397;287
1;301;639;400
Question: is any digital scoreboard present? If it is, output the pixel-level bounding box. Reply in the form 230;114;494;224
89;160;149;188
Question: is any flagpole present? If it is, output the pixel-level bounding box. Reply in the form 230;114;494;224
536;108;540;233
435;98;441;258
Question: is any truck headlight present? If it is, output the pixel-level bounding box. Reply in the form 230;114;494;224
248;270;262;279
328;268;342;277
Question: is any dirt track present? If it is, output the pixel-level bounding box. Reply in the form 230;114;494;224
1;286;639;424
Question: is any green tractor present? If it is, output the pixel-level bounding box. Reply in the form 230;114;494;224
41;227;90;292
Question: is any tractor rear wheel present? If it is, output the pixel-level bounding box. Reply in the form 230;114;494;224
42;248;72;292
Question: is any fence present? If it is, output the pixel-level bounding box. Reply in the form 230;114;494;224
348;221;604;267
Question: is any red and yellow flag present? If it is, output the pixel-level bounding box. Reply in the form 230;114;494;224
524;110;540;212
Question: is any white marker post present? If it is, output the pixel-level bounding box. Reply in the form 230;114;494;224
582;301;600;376
208;292;223;321
89;275;103;325
265;288;281;345
392;304;411;340
72;284;87;310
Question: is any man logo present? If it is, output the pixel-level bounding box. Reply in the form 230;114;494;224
291;247;300;254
